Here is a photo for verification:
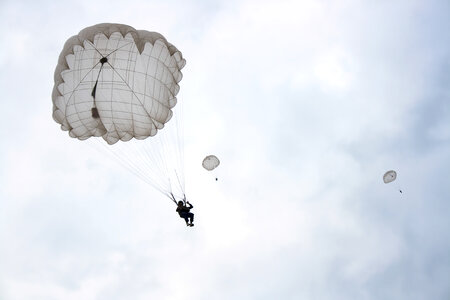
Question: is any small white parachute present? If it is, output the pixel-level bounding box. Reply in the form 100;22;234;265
383;170;402;193
383;170;397;184
202;155;220;171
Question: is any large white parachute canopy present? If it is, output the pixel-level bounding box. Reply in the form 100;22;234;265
202;155;220;171
52;23;186;202
383;170;397;184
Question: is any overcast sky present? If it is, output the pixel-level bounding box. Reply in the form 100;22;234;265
1;0;449;299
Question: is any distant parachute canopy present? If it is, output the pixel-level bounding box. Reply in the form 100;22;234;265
383;170;397;184
202;155;220;171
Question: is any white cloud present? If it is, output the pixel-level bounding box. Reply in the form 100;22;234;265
313;46;356;90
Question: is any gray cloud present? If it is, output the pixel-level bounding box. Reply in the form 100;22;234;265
1;0;449;299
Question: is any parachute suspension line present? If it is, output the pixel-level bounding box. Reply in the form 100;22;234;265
167;178;174;200
122;140;172;196
141;135;172;195
89;139;169;196
160;132;178;194
89;140;166;195
175;169;184;197
169;192;178;205
157;130;181;196
146;135;171;187
175;100;185;193
174;105;185;196
164;99;185;197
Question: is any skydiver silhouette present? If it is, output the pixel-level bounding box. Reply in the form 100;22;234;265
176;197;194;227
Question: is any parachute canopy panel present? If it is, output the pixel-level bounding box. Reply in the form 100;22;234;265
383;170;397;184
202;155;220;171
52;23;186;145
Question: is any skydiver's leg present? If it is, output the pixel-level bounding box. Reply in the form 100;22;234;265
188;212;194;225
180;213;189;225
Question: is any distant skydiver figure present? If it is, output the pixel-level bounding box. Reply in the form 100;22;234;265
175;195;194;227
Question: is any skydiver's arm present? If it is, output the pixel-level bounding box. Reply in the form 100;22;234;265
187;202;193;209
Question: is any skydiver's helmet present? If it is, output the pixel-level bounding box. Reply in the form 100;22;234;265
178;201;184;206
